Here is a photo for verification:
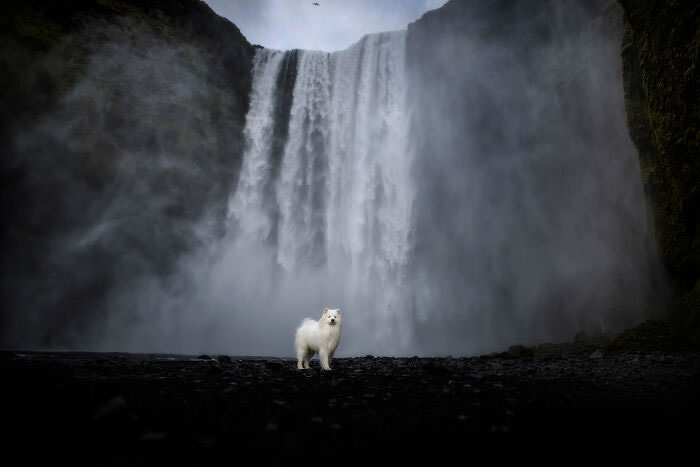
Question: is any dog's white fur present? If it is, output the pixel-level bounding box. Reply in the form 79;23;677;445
295;308;342;370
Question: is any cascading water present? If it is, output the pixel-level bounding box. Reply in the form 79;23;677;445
218;7;658;357
227;31;414;354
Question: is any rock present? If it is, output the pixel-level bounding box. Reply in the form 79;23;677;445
139;432;167;442
589;350;604;359
93;396;128;421
264;361;282;371
423;360;450;374
217;355;232;363
197;355;212;360
330;378;345;387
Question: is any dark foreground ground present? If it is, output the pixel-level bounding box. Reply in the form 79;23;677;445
3;342;700;464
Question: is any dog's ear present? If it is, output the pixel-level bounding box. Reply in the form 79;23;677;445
337;309;341;314
324;307;329;314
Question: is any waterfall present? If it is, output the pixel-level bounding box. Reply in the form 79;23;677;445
228;50;285;240
227;31;413;353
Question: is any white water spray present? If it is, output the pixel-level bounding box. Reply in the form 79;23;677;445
228;31;414;354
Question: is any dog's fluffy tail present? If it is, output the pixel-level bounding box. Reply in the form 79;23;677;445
294;318;315;347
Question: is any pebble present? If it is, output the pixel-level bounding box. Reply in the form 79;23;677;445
140;432;167;442
93;396;128;421
4;348;699;459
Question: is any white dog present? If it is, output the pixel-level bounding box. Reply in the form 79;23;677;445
295;307;342;370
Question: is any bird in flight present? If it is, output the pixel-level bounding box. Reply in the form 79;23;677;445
312;2;320;5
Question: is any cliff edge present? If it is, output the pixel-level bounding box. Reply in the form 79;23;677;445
620;0;700;346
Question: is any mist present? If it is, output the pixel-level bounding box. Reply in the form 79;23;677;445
405;0;665;354
1;0;665;357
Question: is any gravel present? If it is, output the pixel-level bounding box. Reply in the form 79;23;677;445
2;347;699;463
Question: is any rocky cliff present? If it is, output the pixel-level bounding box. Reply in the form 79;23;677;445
619;0;699;346
0;0;253;347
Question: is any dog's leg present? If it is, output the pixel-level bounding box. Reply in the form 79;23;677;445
303;351;311;369
319;348;331;370
296;346;306;370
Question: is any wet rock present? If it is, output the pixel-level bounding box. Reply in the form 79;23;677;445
423;360;450;374
196;438;216;447
140;432;167;442
264;361;283;371
330;377;345;387
93;396;128;421
197;355;212;360
589;350;604;359
217;355;232;363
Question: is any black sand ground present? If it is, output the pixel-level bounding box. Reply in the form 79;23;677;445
3;345;699;464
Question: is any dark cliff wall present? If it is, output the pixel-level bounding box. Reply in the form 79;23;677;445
405;0;664;352
0;0;254;347
619;0;700;345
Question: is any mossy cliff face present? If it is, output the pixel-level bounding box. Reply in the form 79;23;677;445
619;0;700;346
0;0;254;347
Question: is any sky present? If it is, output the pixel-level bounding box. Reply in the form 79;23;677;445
203;0;448;51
